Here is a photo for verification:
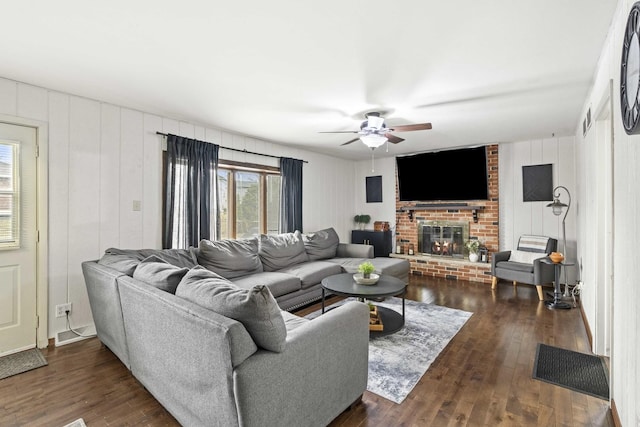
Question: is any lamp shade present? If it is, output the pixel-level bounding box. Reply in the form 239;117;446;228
360;134;387;148
546;198;568;216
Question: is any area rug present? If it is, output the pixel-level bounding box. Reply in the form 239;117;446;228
532;343;609;400
0;348;47;380
305;297;472;403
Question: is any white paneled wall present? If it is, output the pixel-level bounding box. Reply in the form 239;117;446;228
0;76;355;340
119;109;144;249
302;150;356;238
47;92;70;337
67;97;102;327
498;137;577;285
578;1;639;425
352;156;397;225
142;114;162;248
100;104;122;250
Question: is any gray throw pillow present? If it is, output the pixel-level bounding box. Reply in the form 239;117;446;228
259;231;309;272
196;238;263;279
133;255;189;294
98;254;140;276
176;266;286;352
103;247;197;268
302;227;340;260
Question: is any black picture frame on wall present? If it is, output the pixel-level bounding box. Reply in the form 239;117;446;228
522;164;553;202
366;175;383;203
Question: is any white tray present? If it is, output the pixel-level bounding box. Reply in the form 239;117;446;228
353;273;379;285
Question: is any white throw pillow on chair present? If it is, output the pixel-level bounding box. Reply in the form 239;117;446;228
509;250;544;264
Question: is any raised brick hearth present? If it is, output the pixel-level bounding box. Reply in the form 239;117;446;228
394;144;499;284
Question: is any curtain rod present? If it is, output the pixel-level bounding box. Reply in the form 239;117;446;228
156;132;308;164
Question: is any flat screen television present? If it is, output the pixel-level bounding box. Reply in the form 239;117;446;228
396;146;489;201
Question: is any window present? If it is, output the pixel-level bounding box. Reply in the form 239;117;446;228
164;152;282;244
0;141;19;249
217;163;281;239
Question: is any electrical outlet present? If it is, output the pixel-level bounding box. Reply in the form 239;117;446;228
56;303;72;318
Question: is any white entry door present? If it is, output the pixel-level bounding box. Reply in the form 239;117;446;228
0;122;38;356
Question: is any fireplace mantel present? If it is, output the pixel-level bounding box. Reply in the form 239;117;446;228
400;204;485;222
400;203;485;210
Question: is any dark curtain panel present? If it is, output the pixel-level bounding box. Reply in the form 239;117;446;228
163;134;219;249
279;157;303;233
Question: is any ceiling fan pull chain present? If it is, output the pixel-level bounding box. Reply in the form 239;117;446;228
371;149;375;172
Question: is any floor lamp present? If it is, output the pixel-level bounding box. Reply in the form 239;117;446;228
546;186;571;297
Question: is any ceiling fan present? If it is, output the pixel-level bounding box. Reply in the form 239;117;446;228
319;112;432;149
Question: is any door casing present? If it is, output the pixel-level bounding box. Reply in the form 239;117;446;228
0;114;48;349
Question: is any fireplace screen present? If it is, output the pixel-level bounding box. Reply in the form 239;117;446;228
418;220;469;258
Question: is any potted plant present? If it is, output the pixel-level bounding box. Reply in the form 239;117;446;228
358;261;376;279
353;214;371;230
465;239;481;262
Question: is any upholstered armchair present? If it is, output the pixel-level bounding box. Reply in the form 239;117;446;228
491;235;558;300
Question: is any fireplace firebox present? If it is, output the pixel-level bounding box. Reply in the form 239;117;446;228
417;220;469;258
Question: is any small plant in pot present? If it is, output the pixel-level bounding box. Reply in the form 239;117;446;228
358;261;376;279
465;239;481;262
353;214;371;230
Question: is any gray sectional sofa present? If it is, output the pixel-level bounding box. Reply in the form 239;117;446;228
82;227;409;427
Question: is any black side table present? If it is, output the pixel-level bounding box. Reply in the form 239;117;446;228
541;258;575;309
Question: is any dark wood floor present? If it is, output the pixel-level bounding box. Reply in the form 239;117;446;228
0;275;613;426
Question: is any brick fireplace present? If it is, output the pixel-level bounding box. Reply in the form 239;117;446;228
391;144;499;284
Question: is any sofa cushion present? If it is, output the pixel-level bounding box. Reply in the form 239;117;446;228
132;255;189;294
196;238;263;279
259;231;309;272
231;272;301;298
326;258;374;273
495;260;535;273
327;257;410;284
302;227;340;260
277;261;342;289
509;250;545;264
281;310;309;332
176;266;286;352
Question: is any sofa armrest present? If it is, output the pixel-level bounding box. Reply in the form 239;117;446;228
533;257;556;285
118;277;257;427
336;242;374;258
490;250;511;275
233;301;369;427
82;260;130;369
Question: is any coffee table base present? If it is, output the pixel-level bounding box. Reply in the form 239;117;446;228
320;273;407;337
370;306;404;337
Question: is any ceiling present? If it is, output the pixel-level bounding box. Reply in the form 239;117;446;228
1;1;617;160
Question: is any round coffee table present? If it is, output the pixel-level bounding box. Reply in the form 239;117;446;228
320;273;407;336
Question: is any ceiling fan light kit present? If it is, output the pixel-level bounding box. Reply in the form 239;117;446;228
360;133;388;148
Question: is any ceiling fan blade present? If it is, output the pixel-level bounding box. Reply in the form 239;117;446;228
389;123;432;132
341;137;361;146
318;130;359;134
384;133;405;144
